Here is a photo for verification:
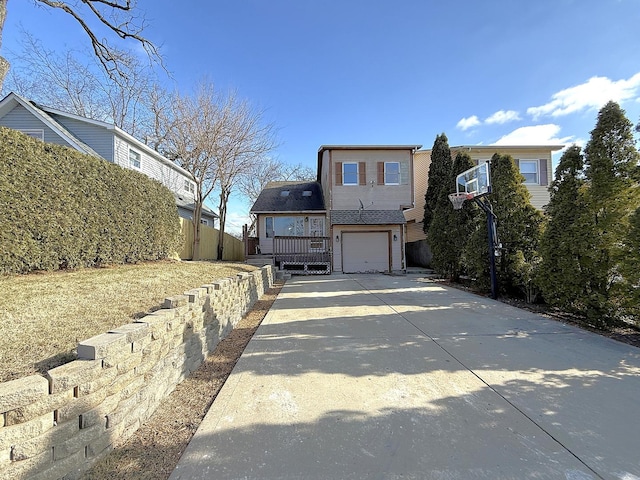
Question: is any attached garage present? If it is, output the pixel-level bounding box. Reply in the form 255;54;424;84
342;231;390;273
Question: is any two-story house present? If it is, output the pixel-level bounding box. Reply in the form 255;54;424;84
318;145;421;274
0;92;218;226
249;145;421;274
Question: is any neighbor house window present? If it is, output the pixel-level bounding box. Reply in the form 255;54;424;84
200;218;210;226
129;149;141;169
519;160;539;184
343;163;358;185
20;129;44;140
385;162;400;185
184;180;195;194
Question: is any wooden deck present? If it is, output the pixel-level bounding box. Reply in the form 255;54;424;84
274;236;331;275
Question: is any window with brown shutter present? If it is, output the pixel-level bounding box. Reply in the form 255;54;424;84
377;162;384;185
359;162;366;185
335;162;343;185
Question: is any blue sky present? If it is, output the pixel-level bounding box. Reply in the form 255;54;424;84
3;0;640;234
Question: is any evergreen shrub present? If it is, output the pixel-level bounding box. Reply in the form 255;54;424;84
0;127;181;273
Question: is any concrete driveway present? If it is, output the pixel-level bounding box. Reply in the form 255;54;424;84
170;274;640;480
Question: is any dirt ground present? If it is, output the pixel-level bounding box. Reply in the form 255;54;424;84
82;285;281;480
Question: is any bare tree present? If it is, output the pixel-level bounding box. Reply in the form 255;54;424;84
0;0;162;89
158;83;226;260
158;81;278;261
5;31;165;139
213;91;278;259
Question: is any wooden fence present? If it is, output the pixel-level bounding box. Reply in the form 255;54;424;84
179;218;244;261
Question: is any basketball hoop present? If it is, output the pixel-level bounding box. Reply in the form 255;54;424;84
448;192;472;210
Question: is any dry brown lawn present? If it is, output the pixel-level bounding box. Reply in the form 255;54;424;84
0;260;257;383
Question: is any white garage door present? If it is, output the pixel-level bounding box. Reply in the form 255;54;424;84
342;232;390;273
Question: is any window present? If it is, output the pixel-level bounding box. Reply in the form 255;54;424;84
280;190;290;197
265;216;305;237
200;218;210;226
266;217;274;238
343;163;358;185
20;129;44;140
519;160;539;184
184;179;195;194
385;162;400;185
129;149;141;169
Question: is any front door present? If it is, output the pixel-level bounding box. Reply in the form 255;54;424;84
309;217;325;251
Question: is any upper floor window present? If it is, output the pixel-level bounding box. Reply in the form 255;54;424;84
384;162;400;185
343;163;358;185
519;160;538;184
184;179;195;194
129;149;141;169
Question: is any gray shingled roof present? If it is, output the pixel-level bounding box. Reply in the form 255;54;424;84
250;181;325;213
331;210;407;225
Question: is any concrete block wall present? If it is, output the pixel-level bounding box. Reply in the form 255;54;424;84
0;265;275;480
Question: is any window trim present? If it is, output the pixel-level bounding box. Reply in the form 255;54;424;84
129;148;141;169
342;162;359;186
519;160;539;185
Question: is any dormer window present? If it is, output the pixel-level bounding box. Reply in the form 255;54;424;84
302;190;312;197
280;190;290;197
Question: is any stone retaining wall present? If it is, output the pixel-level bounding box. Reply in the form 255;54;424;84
0;265;275;480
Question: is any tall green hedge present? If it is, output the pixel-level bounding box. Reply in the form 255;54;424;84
0;127;182;273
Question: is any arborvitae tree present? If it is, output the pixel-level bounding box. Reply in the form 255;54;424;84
423;133;452;233
427;151;478;281
581;101;640;324
537;145;592;311
463;153;543;299
620;206;640;323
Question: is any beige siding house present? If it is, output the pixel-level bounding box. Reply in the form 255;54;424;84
318;145;421;274
405;144;563;266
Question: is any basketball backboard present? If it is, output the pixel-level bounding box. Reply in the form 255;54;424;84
456;161;491;198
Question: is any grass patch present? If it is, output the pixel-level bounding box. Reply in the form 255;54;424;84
0;260;257;383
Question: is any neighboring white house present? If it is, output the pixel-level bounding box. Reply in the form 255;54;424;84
0;91;217;226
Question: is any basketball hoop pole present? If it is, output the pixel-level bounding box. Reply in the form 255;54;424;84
473;194;499;300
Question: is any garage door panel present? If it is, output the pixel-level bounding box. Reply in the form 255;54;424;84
342;232;389;273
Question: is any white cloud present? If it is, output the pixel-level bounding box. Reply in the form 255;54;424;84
492;124;573;146
527;73;640;119
456;115;481;131
485;110;521;125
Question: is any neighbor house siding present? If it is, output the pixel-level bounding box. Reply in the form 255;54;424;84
113;135;192;198
51;114;114;160
404;149;431;243
0;104;72;147
331;149;413;210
